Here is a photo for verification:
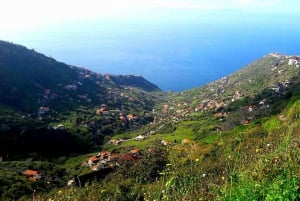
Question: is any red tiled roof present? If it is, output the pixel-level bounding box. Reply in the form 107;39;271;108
118;153;138;164
127;114;135;120
96;109;102;115
130;149;139;154
242;120;250;125
100;151;111;156
23;170;39;176
109;154;119;160
89;156;100;162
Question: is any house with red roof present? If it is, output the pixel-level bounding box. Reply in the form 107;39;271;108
22;170;41;181
118;153;138;165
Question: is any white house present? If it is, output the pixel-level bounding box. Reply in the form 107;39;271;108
135;135;145;141
288;59;298;66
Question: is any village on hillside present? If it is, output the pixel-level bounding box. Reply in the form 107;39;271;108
155;53;300;128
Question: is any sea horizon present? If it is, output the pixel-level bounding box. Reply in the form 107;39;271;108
3;15;300;92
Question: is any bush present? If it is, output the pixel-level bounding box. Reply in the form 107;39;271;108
117;145;168;182
287;100;300;122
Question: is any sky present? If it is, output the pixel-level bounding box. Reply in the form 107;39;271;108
1;0;299;35
1;0;300;91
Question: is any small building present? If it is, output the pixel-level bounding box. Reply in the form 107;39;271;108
242;120;250;125
288;58;298;66
96;104;110;116
109;139;121;145
130;149;142;157
108;154;119;162
214;112;224;118
38;107;49;115
127;114;136;121
88;156;100;166
55;124;65;130
135;135;145;141
100;104;109;111
119;113;127;123
22;170;41;181
105;74;111;80
99;151;111;160
161;139;170;146
118;153;138;165
96;109;102;115
64;84;77;90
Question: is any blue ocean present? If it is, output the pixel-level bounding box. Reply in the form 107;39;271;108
16;16;300;91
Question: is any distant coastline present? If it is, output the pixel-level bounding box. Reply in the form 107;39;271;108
9;23;300;91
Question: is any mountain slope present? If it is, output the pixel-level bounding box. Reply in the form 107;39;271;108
159;53;300;118
30;53;300;201
0;40;160;113
0;41;77;111
0;40;299;201
0;40;163;159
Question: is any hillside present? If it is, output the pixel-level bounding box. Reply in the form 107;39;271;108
0;45;299;201
0;40;160;113
0;40;163;159
157;53;300;121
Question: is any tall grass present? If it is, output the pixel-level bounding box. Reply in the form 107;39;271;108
20;103;300;201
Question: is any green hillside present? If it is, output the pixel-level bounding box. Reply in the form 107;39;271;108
0;40;160;113
33;53;299;201
0;40;163;160
0;42;299;201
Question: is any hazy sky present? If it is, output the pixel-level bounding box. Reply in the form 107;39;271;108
0;0;299;35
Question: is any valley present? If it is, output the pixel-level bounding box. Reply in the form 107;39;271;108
0;41;299;200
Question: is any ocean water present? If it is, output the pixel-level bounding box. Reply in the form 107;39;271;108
12;16;300;91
